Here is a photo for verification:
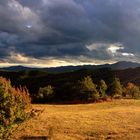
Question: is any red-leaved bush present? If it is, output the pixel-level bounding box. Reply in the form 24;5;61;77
0;77;31;139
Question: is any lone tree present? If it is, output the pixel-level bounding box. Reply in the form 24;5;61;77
109;78;123;98
99;80;108;98
78;76;99;102
125;82;140;99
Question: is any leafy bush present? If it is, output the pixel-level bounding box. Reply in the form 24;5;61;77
125;83;140;99
0;77;31;139
37;85;54;102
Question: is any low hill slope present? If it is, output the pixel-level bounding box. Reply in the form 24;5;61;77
115;67;140;86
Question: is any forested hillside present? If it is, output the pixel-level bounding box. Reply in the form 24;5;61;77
0;67;140;103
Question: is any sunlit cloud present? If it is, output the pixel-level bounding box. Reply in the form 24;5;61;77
108;44;124;55
121;53;134;57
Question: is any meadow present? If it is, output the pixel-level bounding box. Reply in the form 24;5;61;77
10;99;140;140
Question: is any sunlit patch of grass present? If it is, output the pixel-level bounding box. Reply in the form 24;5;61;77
10;99;140;140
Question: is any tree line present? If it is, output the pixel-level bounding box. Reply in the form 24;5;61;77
36;76;140;103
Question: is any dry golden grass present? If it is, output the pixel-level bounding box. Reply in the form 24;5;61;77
10;99;140;140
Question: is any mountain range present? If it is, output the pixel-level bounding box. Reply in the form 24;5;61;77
0;61;140;72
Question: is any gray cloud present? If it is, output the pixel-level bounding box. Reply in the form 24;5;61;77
0;0;140;66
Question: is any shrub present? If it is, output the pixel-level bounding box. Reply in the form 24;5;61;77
125;83;140;99
0;77;31;139
37;85;54;102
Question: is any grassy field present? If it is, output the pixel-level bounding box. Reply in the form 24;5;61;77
10;100;140;140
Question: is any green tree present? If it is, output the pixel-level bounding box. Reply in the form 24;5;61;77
99;80;108;98
78;76;99;102
126;83;140;99
109;78;123;98
38;85;54;101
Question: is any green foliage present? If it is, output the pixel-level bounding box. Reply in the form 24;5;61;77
109;78;123;98
38;85;54;101
1;68;139;104
78;76;99;102
99;80;108;98
125;83;140;99
0;68;115;103
0;77;31;139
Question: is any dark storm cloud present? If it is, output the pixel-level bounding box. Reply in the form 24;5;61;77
0;0;140;64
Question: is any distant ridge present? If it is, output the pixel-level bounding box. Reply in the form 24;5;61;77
110;61;140;70
0;65;38;71
0;61;140;72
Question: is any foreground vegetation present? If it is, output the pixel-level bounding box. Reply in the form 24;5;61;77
10;100;140;140
0;77;31;139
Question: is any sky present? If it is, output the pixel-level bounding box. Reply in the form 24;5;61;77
0;0;140;67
